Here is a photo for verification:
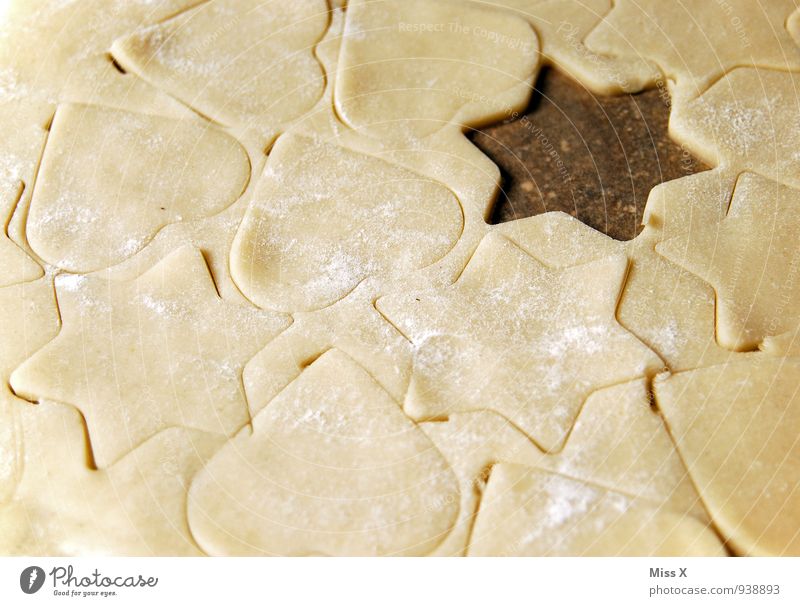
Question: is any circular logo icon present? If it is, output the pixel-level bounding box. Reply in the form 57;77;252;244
20;566;46;595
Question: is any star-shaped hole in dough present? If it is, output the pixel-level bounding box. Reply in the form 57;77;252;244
377;232;663;452
0;400;224;556
585;0;800;95
10;246;290;467
655;357;800;556
188;349;459;556
657;172;800;351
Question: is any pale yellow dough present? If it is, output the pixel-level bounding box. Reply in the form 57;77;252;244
658;172;800;352
671;68;800;189
0;279;60;504
0;100;53;260
468;463;725;556
378;231;662;452
0;401;224;556
620;169;744;371
2;0;798;558
487;0;660;94
83;9;348;306
498;169;751;372
188;350;459;556
10;247;289;467
111;0;330;141
231;133;464;312
585;0;800;96
761;325;800;357
422;379;705;555
790;8;800;47
335;0;540;139
0;0;198;116
655;358;800;556
243;283;412;415
1;181;41;286
26;103;250;273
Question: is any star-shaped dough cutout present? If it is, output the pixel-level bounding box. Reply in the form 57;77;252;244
618;171;743;371
585;0;800;95
377;232;663;452
1;181;41;287
10;247;290;467
422;379;705;555
498;171;745;373
670;67;800;190
0;277;60;504
0;400;224;555
658;172;800;351
655;357;800;556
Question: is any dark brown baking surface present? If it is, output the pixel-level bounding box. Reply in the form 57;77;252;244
472;67;708;241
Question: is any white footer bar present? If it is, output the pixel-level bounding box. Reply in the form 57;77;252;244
1;557;797;605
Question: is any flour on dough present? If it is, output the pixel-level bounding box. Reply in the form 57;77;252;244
378;232;662;452
422;379;704;554
111;0;329;140
0;0;199;116
231;133;463;312
499;171;745;372
10;247;289;467
188;349;459;556
335;0;539;140
670;68;800;189
468;463;725;556
26;104;250;273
